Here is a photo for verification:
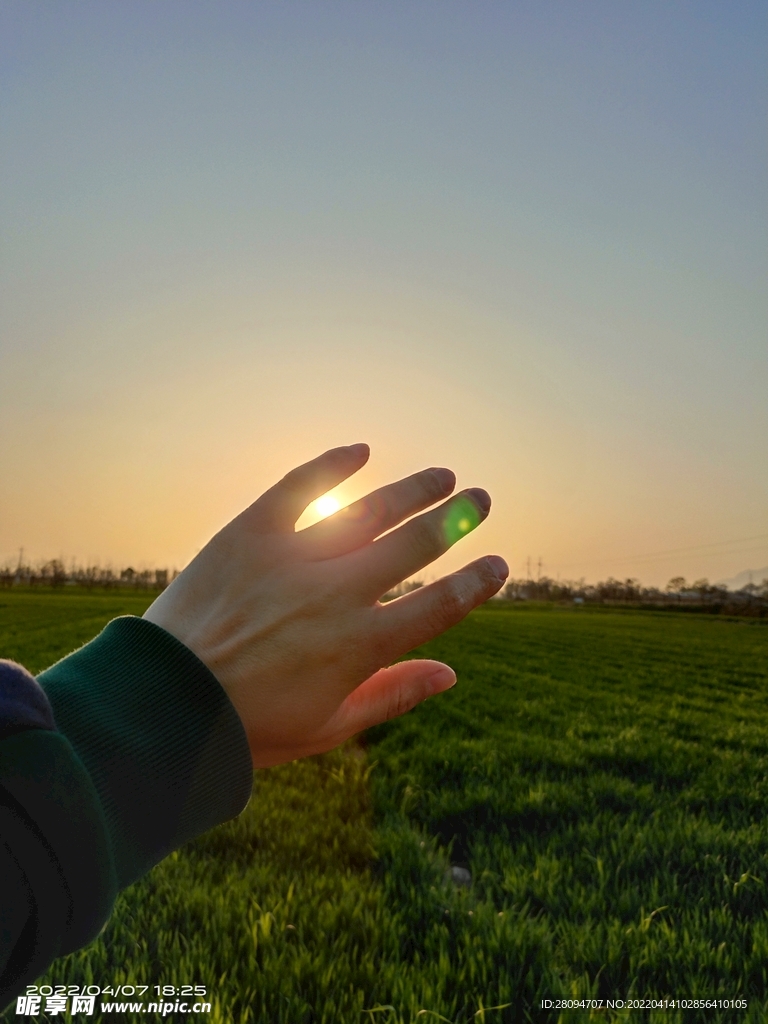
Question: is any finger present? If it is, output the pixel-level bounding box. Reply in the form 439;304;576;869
374;555;509;659
350;488;492;599
300;466;456;559
330;660;456;738
243;444;369;531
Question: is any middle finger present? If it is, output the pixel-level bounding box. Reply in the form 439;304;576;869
347;487;491;600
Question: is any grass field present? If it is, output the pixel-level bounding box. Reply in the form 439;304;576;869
1;591;767;1022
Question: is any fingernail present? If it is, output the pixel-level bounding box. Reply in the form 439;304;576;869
486;555;509;582
346;443;370;458
466;487;491;515
430;467;456;494
427;664;457;694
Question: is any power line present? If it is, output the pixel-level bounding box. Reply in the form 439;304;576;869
553;533;768;573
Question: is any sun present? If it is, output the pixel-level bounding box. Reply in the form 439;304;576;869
314;494;342;519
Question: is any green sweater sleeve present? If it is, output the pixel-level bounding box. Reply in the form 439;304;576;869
38;616;253;890
1;616;253;1010
0;728;116;1003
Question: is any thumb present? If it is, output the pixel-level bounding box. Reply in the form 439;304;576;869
334;659;456;737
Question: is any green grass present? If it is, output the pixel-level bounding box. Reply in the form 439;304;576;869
0;590;156;673
1;592;767;1022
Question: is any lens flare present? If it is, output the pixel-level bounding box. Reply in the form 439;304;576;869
442;494;482;546
314;494;341;519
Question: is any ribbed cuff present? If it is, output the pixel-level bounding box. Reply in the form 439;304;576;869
39;617;253;890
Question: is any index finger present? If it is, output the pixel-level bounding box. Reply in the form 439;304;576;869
373;555;509;660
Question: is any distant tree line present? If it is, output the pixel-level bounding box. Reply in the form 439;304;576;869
0;558;175;591
2;557;767;617
380;579;424;603
501;575;768;617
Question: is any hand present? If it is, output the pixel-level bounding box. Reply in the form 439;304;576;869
143;444;508;768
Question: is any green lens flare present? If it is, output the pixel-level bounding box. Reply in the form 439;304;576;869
442;494;482;546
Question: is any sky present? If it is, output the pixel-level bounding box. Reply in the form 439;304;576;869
1;1;766;587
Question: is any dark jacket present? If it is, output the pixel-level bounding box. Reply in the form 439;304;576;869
0;616;253;1010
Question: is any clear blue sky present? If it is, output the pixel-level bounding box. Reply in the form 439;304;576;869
1;1;766;585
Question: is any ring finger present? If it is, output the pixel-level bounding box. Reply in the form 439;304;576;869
301;467;456;559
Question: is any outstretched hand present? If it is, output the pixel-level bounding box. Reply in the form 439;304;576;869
143;444;508;768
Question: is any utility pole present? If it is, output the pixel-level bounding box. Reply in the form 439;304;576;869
537;557;543;582
526;556;531;581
